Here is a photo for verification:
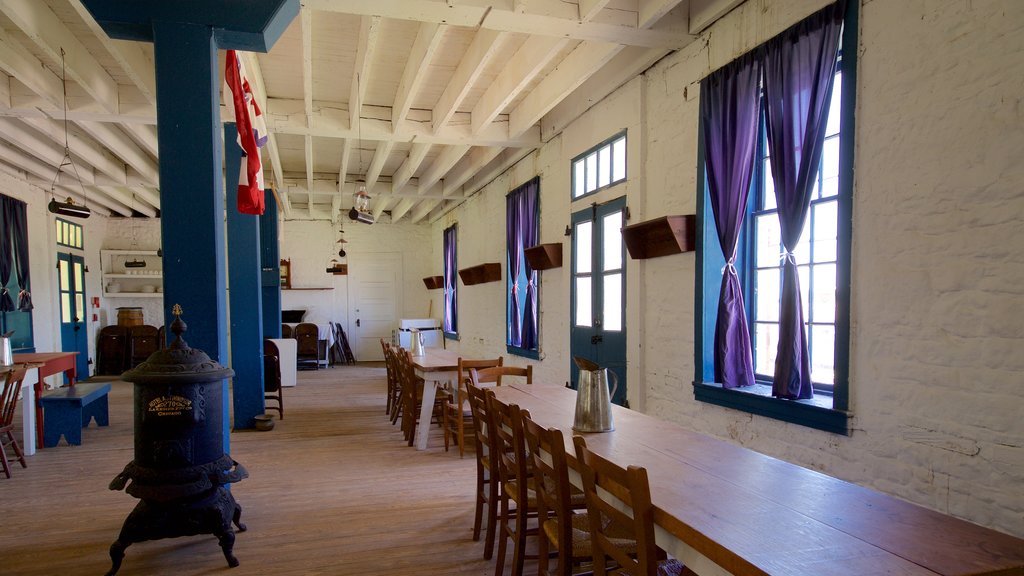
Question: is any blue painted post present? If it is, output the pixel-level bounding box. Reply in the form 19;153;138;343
225;123;266;429
260;190;282;339
151;21;230;449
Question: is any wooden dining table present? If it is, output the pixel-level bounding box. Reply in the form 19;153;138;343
409;347;462;450
489;383;1024;576
13;352;79;451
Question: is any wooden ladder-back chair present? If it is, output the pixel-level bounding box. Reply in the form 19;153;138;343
96;325;128;375
0;367;29;478
128;325;159;368
486;393;535;576
472;365;533;389
396;348;444;447
295;323;320;370
381;339;397;417
443;357;503;457
263;339;284;419
281;324;293;338
522;415;600;576
572;436;693;576
465;379;500;559
386;345;405;426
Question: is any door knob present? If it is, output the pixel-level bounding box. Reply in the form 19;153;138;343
356;319;361;327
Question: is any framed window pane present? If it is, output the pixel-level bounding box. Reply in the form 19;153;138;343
810;325;836;384
54;220;62;243
574;161;586;198
61;294;71;323
762;158;776;210
825;73;842;137
75;226;82;248
612;137;626;181
755;214;782;267
812;201;838;262
603;273;622;331
792;217;812;264
602;212;622;271
820;138;840;198
597;145;611;188
754;322;779;376
74;262;83;290
812;263;837;323
585;154;597;194
798;265;810;320
575;277;592;327
59;260;69;290
755;267;780;322
575;222;592;274
75;295;83;321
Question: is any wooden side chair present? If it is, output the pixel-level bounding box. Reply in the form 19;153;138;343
96;325;128;375
396;348;445;447
386;345;405;426
472;364;533;389
295;322;320;370
128;325;159;368
443;356;503;457
381;339;397;417
466;379;500;559
281;323;293;338
1;367;29;478
263;339;284;419
573;436;693;576
522;414;601;576
486;393;535;576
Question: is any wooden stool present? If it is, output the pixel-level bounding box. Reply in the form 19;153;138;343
40;383;112;447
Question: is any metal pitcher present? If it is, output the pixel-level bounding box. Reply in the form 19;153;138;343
572;356;618;432
0;330;13;366
410;328;425;357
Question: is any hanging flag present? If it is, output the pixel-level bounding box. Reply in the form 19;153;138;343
224;50;268;215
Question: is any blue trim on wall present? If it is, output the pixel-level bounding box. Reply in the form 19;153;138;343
225;123;266;430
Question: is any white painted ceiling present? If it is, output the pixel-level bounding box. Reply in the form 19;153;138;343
0;0;739;223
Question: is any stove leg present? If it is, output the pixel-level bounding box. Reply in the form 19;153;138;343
217;527;239;568
233;500;247;532
105;540;128;576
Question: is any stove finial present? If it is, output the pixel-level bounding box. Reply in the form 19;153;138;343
170;304;188;349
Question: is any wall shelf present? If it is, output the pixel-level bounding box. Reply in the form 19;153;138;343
458;263;501;286
100;249;163;298
622;215;696;259
524;243;563;270
423;276;444;290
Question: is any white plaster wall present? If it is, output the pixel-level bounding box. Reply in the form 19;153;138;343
432;0;1024;537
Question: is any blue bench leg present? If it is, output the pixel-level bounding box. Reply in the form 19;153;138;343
43;405;81;447
83;395;110;428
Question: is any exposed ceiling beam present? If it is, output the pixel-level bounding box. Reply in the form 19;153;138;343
392;142;431;192
337;138;352;194
74;120;158;183
284;177;460;200
433;28;505;133
441;146;502;197
364;140;394;188
688;0;745;34
304;135;314;212
121;123;159;158
67;0;157;104
350;16;380;130
0;34;63;110
306;0;690;49
0;117;95;185
0;139;60;182
21;117;125;184
393;23;445;127
417;145;470;195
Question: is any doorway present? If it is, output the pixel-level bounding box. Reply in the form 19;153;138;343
570;197;627;405
56;252;89;379
347;252;402;361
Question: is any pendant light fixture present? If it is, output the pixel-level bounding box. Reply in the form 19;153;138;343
348;73;374;224
47;47;91;219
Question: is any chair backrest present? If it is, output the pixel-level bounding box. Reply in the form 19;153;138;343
471;365;533;388
486;392;531;501
263;339;282;393
522;413;576;560
455;357;502;405
465;380;494;462
281;324;293;338
1;367;28;428
573;436;660;576
295;323;319;354
129;324;160;363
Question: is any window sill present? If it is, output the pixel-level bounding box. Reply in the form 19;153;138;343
507;345;540;360
692;381;850;435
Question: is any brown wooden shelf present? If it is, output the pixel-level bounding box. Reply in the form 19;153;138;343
524;243;563;270
622;215;696;259
458;263;501;286
422;275;444;290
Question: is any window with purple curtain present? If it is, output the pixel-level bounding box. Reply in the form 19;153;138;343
443;224;458;338
506;177;540;356
694;0;854;434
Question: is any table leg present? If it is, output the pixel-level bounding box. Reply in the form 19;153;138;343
415;381;439;451
34;380;44;448
21;369;37;456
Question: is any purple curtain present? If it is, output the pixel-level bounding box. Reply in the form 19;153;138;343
0;196;16;312
5;197;31;311
762;2;844;399
443;224;458;334
519;178;539;350
506;190;523;347
700;52;761;389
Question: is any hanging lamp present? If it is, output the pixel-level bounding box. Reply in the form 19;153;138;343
47;47;91;219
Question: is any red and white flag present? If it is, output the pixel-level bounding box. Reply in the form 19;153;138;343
224;50;268;215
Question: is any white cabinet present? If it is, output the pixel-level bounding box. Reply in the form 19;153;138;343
100;249;163;298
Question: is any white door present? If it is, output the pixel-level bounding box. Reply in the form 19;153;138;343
347;252;402;361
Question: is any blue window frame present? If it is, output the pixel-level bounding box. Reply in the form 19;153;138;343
571;132;627;200
443;224;458;339
55;218;83;249
693;1;856;434
506;177;540;359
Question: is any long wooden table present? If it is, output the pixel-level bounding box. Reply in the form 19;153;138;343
410;347;461;450
13;352;79;451
489;383;1024;576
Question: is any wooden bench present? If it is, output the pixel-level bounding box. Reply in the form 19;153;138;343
40;382;111;447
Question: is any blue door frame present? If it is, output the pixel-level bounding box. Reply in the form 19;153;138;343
56;252;89;379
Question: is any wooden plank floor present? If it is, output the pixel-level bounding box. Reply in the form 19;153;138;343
1;364;530;576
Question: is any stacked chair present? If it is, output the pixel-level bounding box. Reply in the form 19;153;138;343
263;339;284;419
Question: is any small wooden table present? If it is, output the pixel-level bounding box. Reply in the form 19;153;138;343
13;352;79;449
410;347;461;450
489;383;1024;576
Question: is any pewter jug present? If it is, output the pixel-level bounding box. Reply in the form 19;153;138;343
572;356;618;432
410;328;426;356
0;330;13;366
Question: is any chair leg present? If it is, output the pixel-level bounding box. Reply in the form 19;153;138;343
510;499;529;576
0;441;10;479
8;431;26;469
456;416;465;459
494;493;510;575
473;465;486;541
484;476;500;560
442;407;451;452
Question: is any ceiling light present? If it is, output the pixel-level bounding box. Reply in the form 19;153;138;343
48;47;90;219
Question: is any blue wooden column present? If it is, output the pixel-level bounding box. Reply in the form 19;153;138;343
79;0;299;445
260;191;282;339
225;123;265;428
